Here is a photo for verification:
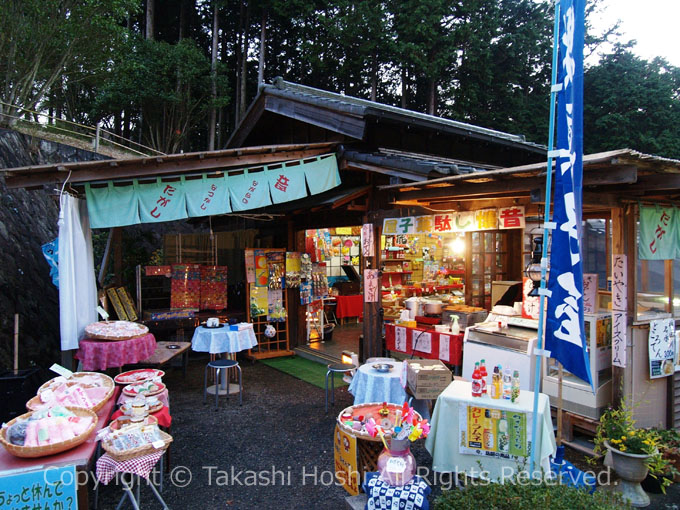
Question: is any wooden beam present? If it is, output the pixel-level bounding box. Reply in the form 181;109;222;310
331;186;372;209
530;188;622;207
5;147;335;188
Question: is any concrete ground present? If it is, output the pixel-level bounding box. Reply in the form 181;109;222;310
92;349;680;509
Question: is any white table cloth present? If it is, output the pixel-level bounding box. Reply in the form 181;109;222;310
191;326;257;354
425;380;555;479
348;360;407;405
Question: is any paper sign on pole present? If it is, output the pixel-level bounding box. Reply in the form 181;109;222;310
612;311;627;368
364;269;379;303
648;318;676;378
582;274;598;314
361;223;374;257
334;425;359;496
611;254;627;312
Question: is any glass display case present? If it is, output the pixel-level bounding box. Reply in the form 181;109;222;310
542;312;613;419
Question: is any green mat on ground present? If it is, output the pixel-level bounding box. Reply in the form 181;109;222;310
259;356;348;389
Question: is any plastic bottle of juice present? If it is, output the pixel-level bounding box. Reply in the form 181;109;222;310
502;368;512;400
471;362;482;397
479;359;488;396
490;366;501;399
511;370;521;403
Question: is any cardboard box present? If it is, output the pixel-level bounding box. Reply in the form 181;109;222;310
406;359;452;399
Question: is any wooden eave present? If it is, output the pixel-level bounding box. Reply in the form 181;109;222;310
2;142;338;189
378;149;680;210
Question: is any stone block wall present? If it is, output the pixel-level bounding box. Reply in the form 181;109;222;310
0;129;106;371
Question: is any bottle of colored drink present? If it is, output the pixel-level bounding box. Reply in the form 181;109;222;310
490;366;501;399
511;370;521;403
502;368;512;400
471;362;482;397
479;359;488;396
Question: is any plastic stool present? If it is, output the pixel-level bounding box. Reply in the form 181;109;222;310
204;358;242;408
325;363;356;413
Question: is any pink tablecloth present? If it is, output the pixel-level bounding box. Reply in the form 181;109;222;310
336;294;364;319
75;333;157;371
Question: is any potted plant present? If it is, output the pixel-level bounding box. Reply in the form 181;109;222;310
652;427;680;483
593;400;672;507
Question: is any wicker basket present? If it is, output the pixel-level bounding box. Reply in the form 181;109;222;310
27;381;114;413
0;407;97;458
85;321;149;341
336;403;422;440
38;372;114;394
102;429;173;462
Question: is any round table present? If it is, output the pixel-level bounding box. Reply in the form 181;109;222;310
75;333;157;371
191;325;258;354
191;325;257;395
348;360;407;405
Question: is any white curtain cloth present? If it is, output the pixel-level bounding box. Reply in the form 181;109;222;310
58;194;97;351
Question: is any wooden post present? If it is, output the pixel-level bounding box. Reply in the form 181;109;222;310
13;314;19;374
362;217;383;362
113;227;123;287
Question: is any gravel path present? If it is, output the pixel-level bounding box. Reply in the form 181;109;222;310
94;354;434;509
92;354;679;509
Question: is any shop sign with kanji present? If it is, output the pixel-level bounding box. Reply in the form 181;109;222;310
639;206;678;260
0;465;77;510
382;206;525;235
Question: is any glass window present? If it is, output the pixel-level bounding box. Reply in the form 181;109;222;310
582;219;609;290
636;259;669;318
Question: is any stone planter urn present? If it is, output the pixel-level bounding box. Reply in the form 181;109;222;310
605;441;654;507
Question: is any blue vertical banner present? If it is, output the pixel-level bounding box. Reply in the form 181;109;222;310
545;0;592;386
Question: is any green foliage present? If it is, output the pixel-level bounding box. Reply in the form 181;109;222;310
95;36;229;153
433;478;630;510
0;0;137;121
584;46;680;159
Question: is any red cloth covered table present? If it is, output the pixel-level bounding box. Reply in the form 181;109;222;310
385;323;463;366
335;294;363;320
110;405;172;428
75;333;157;371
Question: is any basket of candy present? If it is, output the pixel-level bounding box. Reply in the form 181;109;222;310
0;406;97;458
101;422;173;462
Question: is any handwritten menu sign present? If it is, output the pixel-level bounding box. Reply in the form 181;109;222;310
394;326;407;352
611;254;627;312
582;274;598;314
612;311;627;368
0;465;77;510
413;331;432;354
439;334;451;362
361;223;374;257
364;269;379;303
648;318;676;378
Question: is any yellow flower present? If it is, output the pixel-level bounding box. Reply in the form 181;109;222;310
620;445;627;451
629;430;635;436
621;436;627;441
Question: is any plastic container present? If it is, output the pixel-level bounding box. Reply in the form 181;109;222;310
377;438;416;486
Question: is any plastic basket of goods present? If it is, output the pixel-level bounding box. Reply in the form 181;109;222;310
123;380;165;398
101;423;173;462
114;369;165;386
336;402;423;441
84;321;149;341
0;406;97;458
30;373;115;413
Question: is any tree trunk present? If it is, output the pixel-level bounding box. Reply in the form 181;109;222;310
239;2;250;122
371;52;378;102
146;0;155;40
258;10;267;86
179;0;187;41
208;0;219;151
401;67;408;109
428;78;436;115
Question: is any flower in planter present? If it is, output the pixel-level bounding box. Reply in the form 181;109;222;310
593;399;672;491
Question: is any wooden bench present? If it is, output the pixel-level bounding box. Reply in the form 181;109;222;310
137;341;191;377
